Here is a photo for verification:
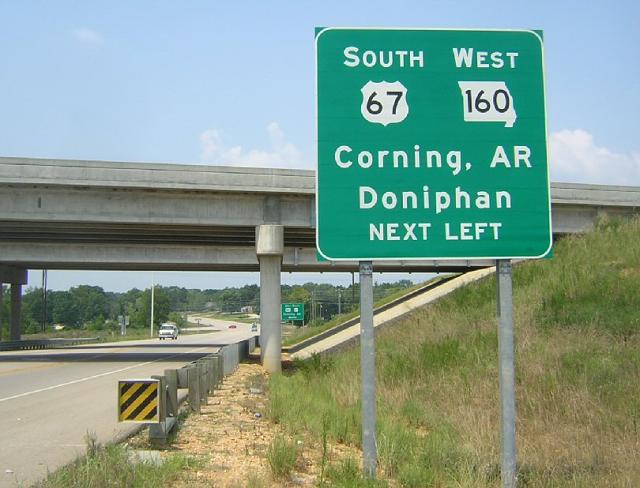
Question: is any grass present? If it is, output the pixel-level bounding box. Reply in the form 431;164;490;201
268;216;640;486
282;276;449;347
246;473;267;488
321;457;388;487
266;435;299;479
36;434;198;488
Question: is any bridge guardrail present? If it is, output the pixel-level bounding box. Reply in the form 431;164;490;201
0;337;100;351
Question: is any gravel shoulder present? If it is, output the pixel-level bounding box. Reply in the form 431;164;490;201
128;362;362;487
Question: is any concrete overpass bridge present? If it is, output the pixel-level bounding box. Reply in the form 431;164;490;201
1;156;638;271
1;156;639;370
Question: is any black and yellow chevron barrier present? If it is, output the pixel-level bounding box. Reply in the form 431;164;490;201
118;379;160;423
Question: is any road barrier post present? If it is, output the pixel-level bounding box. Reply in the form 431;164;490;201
148;375;168;443
207;356;216;392
197;361;208;405
164;369;178;418
202;359;211;397
187;364;200;413
177;366;189;389
214;354;223;387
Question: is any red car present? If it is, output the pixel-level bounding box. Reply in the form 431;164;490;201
229;324;237;329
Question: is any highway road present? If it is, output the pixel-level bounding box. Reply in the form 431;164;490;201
186;314;258;330
0;325;255;487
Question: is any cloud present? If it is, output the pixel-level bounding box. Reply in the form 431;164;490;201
199;123;311;169
198;125;640;183
549;129;640;185
71;28;103;44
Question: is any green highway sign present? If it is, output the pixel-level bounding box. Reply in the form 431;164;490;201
316;28;551;261
281;303;305;321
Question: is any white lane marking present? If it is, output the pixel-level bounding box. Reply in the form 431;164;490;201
0;346;214;403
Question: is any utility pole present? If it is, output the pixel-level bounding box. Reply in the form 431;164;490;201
41;270;47;333
150;272;155;338
351;272;355;311
338;289;342;315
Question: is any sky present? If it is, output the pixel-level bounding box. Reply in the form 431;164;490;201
0;1;638;292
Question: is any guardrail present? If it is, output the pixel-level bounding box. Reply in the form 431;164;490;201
285;274;458;354
130;338;256;444
0;337;100;351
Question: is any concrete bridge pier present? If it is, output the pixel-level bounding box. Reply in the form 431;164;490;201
0;266;27;341
0;281;3;341
256;225;283;374
10;284;22;340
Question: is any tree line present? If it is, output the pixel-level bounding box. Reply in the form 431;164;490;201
0;279;415;334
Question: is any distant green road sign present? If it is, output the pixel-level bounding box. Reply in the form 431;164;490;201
281;303;304;321
316;28;551;261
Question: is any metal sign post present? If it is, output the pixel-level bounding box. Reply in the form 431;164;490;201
359;261;377;477
497;259;517;487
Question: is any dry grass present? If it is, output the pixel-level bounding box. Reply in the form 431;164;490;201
269;217;640;486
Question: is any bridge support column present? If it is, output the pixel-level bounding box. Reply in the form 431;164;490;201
256;225;283;374
10;284;23;341
0;281;3;341
0;266;28;341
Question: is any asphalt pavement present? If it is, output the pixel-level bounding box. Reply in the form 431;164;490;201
0;324;254;487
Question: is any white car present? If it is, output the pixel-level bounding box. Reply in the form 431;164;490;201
158;323;179;340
